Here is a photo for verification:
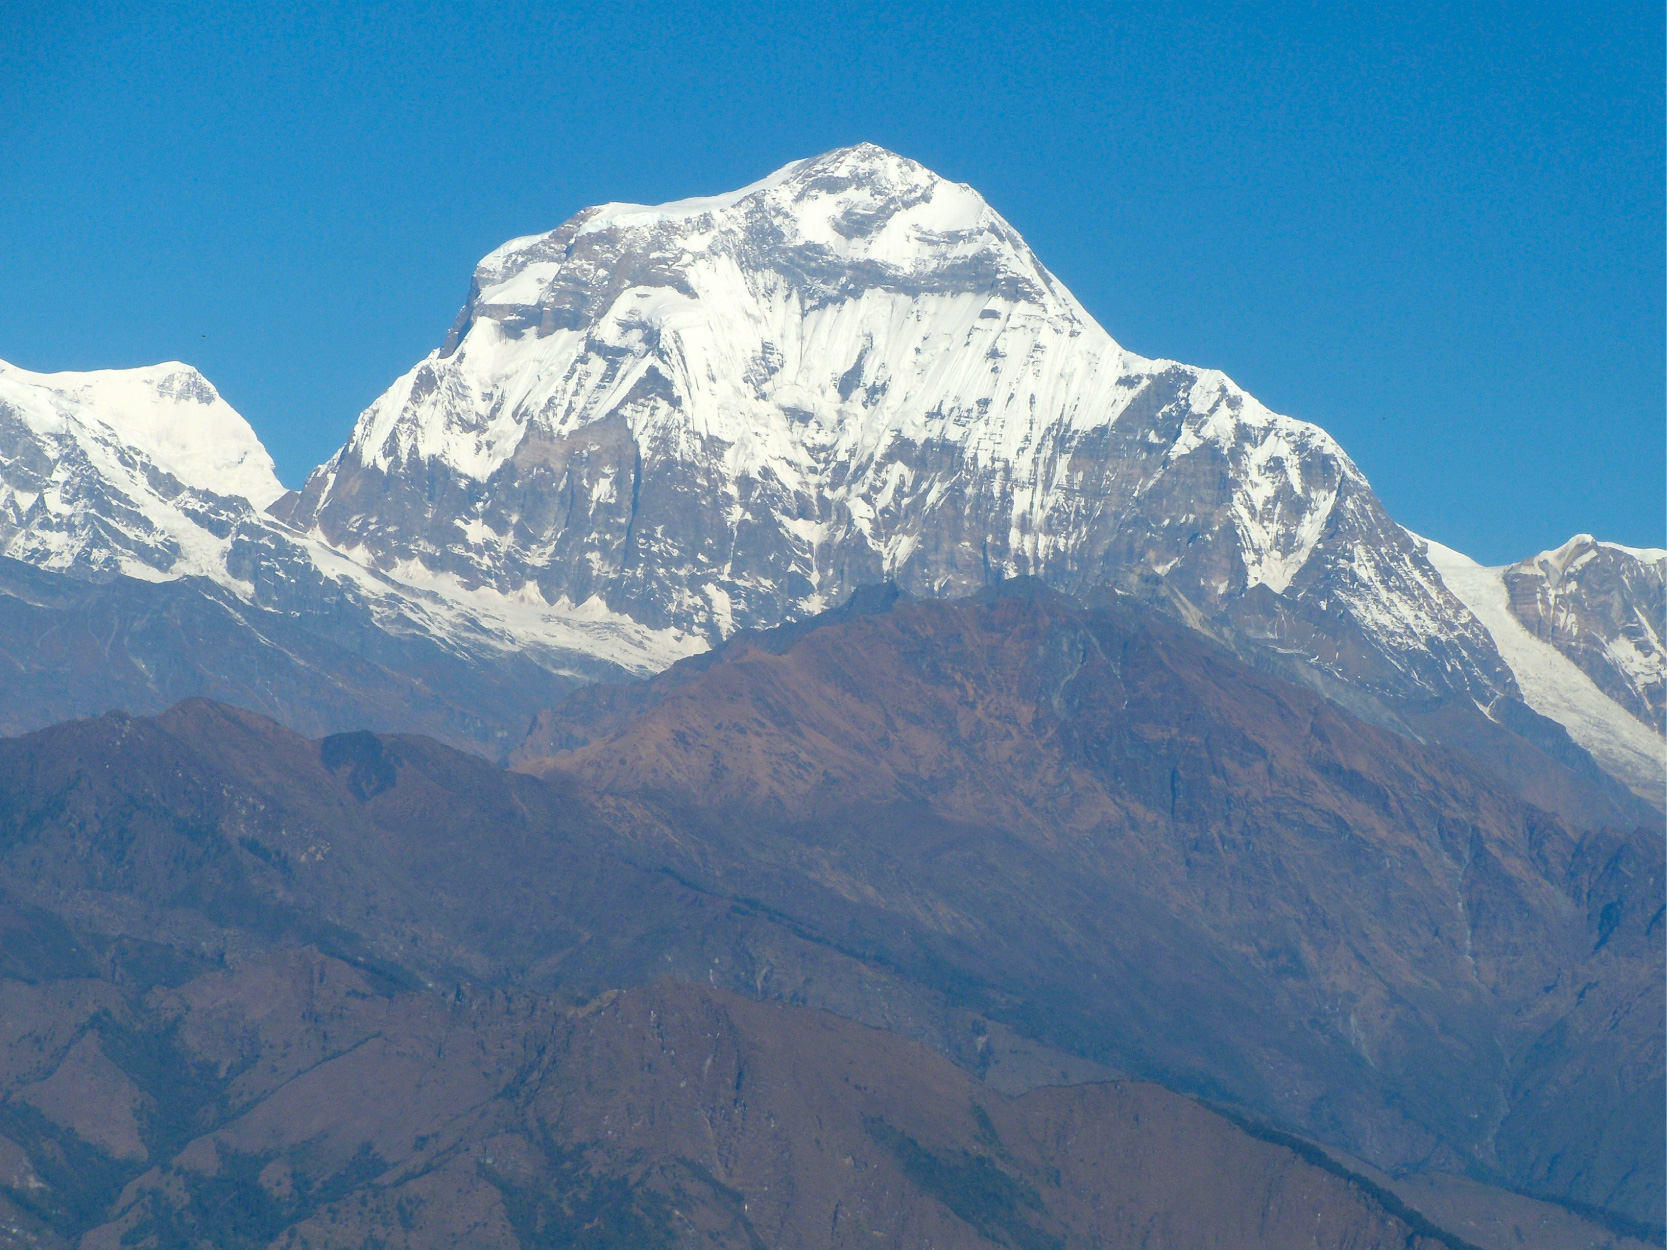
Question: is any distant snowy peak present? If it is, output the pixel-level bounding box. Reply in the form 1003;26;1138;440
1421;536;1664;800
0;358;282;583
1502;535;1665;733
0;360;283;508
279;142;1511;716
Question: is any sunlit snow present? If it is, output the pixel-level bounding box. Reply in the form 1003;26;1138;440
1421;536;1665;798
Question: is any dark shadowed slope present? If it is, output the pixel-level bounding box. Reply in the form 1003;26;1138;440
516;582;1665;1229
0;953;1473;1250
0;694;1654;1246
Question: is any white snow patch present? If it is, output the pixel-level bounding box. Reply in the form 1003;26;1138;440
348;550;705;675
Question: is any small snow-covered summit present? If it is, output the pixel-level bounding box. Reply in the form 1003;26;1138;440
0;360;284;508
0;358;284;582
1422;536;1664;799
1503;535;1664;733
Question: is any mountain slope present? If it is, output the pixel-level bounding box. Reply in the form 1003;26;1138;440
1423;537;1665;800
0;696;1649;1249
515;582;1665;1227
275;143;1517;725
0;358;689;753
0;955;1467;1250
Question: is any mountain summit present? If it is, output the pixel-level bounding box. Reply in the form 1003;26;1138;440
273;143;1528;736
2;146;1660;796
0;360;283;581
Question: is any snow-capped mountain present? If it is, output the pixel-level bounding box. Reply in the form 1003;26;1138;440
0;360;284;581
3;145;1659;799
276;143;1514;717
0;358;669;753
1424;535;1664;799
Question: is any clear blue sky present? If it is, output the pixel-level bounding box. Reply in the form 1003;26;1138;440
2;1;1661;562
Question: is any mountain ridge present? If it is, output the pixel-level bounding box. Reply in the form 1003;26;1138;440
274;143;1517;715
512;581;1664;1224
1;142;1659;793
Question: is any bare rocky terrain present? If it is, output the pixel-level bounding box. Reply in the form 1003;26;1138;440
0;963;1479;1250
0;587;1656;1248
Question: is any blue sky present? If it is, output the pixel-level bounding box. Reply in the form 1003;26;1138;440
1;1;1660;562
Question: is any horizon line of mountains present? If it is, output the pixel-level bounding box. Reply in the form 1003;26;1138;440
0;142;1660;1249
1;144;1659;802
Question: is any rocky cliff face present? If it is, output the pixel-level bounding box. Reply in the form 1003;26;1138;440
274;143;1514;719
1503;536;1665;733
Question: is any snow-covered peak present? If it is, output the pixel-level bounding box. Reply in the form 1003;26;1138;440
1421;536;1664;797
511;143;977;247
1514;533;1667;583
462;143;1061;330
343;144;1360;506
722;142;1008;266
0;357;294;585
0;359;284;508
282;146;1513;723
